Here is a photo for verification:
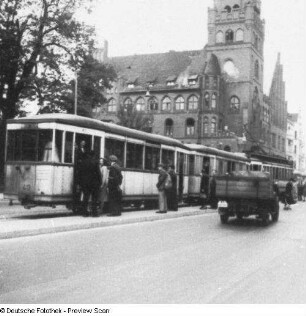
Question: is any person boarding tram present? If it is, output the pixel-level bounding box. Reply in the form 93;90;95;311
98;158;110;215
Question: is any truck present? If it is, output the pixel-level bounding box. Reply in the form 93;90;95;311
215;171;279;225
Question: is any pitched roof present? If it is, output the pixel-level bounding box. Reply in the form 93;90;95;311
110;49;205;86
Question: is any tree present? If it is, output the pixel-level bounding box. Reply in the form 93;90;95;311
117;103;153;133
0;0;107;186
37;55;117;117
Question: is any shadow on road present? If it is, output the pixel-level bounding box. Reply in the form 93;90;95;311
14;212;74;220
218;217;277;231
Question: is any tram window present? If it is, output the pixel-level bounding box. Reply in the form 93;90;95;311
64;132;73;163
145;146;160;170
94;136;101;158
6;130;21;161
162;149;175;167
203;157;210;174
55;130;62;162
22;131;37;161
189;155;195;175
105;138;125;166
38;130;53;162
126;143;143;169
176;152;185;174
75;133;92;153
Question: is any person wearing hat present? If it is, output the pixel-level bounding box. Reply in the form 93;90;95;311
284;177;295;210
107;155;123;216
156;163;168;214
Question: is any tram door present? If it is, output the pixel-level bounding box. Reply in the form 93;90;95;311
177;152;185;201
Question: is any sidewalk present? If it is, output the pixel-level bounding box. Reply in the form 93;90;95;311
0;200;217;240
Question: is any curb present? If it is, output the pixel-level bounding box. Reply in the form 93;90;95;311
0;208;217;240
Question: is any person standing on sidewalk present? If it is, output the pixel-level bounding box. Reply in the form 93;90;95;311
78;150;102;217
166;164;178;211
98;158;110;215
156;163;168;214
107;155;123;217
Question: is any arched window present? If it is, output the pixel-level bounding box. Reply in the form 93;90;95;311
255;35;258;50
175;96;185;111
135;97;145;111
108;99;117;113
165;119;174;137
216;31;224;43
225;30;234;43
203;117;209;134
211;117;217;134
211;93;217;109
204;93;210;108
186;118;195;136
236;29;244;42
255;60;259;79
123;97;133;109
230;96;240;112
224;145;231;152
224;5;231;13
233;4;240;9
187;95;198;110
162;96;171;111
148;97;158;111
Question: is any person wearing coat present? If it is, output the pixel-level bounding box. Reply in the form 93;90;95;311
78;150;102;216
166;165;178;211
107;155;123;216
302;178;306;202
156;163;168;214
199;169;209;209
98;158;110;215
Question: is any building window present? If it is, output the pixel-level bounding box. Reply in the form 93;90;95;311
135;97;145;111
203;117;209;134
225;30;234;43
295;131;297;139
211;93;217;109
187;95;198;110
233;4;240;9
272;134;276;148
255;60;259;79
175;96;185;111
162;96;171;111
186;118;195;136
108;99;117;113
123;97;133;109
204;93;210;108
230;96;240;112
165;119;174;137
224;5;231;13
149;97;158;111
216;31;224;43
211;117;217;134
236;29;244;42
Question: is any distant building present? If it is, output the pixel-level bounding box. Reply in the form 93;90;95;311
94;0;288;156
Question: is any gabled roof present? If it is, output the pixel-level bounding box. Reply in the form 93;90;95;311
110;49;205;86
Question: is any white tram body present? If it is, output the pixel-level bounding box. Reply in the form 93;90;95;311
4;114;190;206
3;114;294;208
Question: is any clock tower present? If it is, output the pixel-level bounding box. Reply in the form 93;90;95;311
206;0;265;146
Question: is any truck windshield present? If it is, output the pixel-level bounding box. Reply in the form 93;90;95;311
6;129;60;162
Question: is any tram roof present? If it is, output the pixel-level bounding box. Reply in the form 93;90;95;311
7;114;189;149
186;144;250;162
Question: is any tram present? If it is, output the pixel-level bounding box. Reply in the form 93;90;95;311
3;113;294;209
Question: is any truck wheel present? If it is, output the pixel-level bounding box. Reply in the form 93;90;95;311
220;214;229;224
271;198;280;222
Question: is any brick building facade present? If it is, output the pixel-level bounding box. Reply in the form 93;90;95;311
94;0;287;156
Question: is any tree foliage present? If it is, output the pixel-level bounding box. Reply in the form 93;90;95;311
117;103;153;133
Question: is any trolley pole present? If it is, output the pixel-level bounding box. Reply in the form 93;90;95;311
74;72;78;115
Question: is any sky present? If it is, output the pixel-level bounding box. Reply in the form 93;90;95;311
82;0;306;117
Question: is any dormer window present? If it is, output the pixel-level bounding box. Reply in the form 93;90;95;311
233;4;240;10
127;77;138;89
166;75;177;86
224;5;231;13
188;75;198;86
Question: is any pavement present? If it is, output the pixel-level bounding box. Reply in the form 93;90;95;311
0;195;217;240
